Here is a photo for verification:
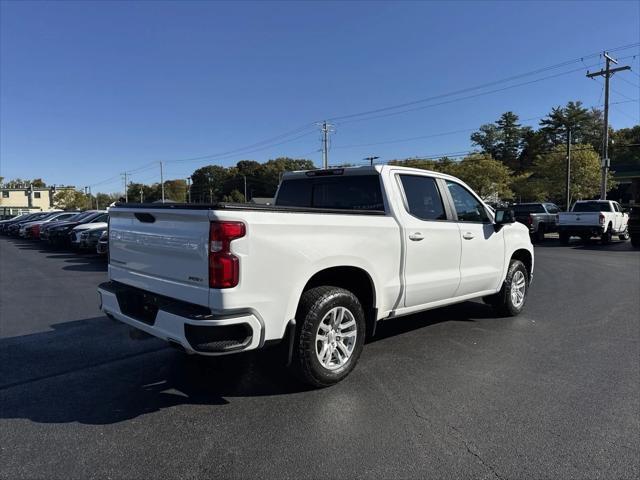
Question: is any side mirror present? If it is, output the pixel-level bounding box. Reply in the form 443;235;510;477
494;208;515;231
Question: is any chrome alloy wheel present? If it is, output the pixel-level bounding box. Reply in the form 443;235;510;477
315;306;358;370
510;270;526;308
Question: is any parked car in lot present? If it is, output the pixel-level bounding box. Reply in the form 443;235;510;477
21;211;79;240
47;211;108;247
558;200;629;245
629;206;640;248
98;165;534;387
512;202;560;243
0;213;32;232
10;211;62;237
73;223;107;250
96;230;109;256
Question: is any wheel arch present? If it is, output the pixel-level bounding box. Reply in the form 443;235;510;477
511;248;533;280
297;266;378;338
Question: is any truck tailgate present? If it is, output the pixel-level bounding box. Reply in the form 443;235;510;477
108;208;211;306
558;212;599;226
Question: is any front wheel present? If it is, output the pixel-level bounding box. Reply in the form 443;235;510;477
292;286;366;387
484;259;529;317
618;230;629;241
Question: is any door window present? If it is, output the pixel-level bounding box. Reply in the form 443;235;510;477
399;175;446;221
446;181;490;223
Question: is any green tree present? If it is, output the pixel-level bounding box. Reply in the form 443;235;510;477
610;126;640;173
163;179;188;202
471;112;524;171
31;178;46;187
221;189;246;203
453;154;514;200
95;192;120;208
53;189;90;209
391;154;513;200
527;144;613;206
539;101;603;150
190;165;230;203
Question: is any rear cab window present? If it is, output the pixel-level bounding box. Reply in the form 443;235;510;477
398;174;447;221
276;174;385;211
573;201;612;212
513;204;545;214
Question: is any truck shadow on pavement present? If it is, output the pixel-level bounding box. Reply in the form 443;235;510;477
0;302;491;425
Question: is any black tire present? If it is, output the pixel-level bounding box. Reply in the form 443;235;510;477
484;259;529;317
601;225;612;245
559;232;570;245
618;231;629;241
534;224;545;243
291;286;366;388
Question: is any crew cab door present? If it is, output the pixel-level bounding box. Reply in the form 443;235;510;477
444;181;505;296
394;173;461;307
612;202;625;231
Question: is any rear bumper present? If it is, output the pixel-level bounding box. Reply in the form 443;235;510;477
97;281;264;355
558;225;604;236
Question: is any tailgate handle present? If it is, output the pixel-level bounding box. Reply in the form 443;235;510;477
135;213;156;223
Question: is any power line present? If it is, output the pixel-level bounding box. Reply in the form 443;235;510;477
328;44;639;123
84;43;639;190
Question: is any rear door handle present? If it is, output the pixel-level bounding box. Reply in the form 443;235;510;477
408;232;424;241
462;232;475;240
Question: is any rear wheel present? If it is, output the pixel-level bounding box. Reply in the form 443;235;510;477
534;224;545;243
291;286;366;387
601;225;612;245
484;259;529;317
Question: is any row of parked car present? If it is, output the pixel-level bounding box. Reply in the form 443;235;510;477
0;209;109;255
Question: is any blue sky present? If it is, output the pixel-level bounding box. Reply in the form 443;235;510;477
1;0;639;192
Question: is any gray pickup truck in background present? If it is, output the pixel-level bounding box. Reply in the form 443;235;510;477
513;202;560;243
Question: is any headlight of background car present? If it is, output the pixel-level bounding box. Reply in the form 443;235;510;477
89;230;105;239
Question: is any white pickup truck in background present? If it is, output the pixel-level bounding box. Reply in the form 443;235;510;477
98;166;534;387
558;200;629;245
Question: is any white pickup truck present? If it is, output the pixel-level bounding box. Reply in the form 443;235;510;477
558;200;629;245
98;166;534;386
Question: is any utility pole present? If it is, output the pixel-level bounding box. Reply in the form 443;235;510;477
319;121;334;169
565;129;571;211
186;177;191;203
159;161;165;203
364;156;379;166
586;52;631;199
243;175;247;202
122;172;128;203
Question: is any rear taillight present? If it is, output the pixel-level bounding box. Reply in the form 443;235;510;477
527;214;533;226
209;221;245;288
599;213;605;225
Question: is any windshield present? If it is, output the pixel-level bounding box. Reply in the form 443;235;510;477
572;202;611;212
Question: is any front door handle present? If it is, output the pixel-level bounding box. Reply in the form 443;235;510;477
409;232;424;241
462;232;475;240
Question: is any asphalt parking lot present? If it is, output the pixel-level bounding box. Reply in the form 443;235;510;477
0;236;638;479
